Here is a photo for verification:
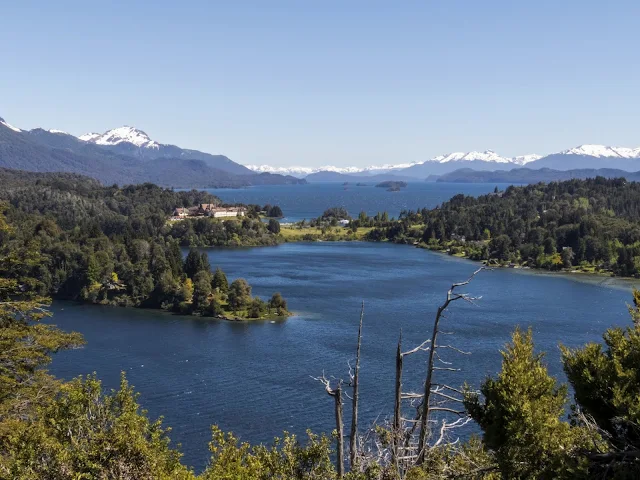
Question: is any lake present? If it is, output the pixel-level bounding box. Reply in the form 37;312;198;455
48;242;638;472
210;182;512;222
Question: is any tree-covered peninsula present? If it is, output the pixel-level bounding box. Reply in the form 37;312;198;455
365;178;640;277
0;169;289;319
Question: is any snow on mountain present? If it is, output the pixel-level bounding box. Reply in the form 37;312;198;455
246;161;424;176
0;117;22;133
512;154;542;165
47;129;69;135
247;151;541;176
79;126;160;149
432;150;511;164
247;165;366;176
560;144;640;159
78;132;101;142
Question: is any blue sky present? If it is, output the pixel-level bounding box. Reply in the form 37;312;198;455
1;1;638;167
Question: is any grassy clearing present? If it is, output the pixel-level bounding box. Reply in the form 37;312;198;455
279;226;373;242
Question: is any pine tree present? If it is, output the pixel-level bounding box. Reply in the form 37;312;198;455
561;289;640;476
212;267;229;294
465;328;590;478
183;249;202;278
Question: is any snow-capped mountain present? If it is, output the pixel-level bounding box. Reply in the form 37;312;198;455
248;150;542;178
528;144;640;171
246;161;421;177
80;126;160;149
74;125;253;175
513;154;543;165
432;150;511;164
559;144;640;159
0;115;305;186
0;117;21;133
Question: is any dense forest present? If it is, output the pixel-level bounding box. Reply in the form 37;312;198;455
364;178;640;277
0;169;288;317
3;194;640;476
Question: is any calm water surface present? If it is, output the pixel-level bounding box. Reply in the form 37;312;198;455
211;182;512;222
49;243;636;471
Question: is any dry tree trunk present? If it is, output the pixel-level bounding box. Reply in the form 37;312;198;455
349;301;364;468
416;267;484;465
335;382;345;477
417;301;445;463
393;331;403;468
314;373;345;478
316;268;484;478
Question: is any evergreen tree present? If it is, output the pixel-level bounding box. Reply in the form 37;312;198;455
192;271;212;313
465;328;591;478
561;289;640;475
267;219;281;234
184;249;202;278
212;267;229;294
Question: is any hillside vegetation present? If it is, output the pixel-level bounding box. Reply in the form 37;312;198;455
367;177;640;276
0;170;284;314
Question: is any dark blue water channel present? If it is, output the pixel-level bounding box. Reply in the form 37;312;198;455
49;242;637;471
211;182;513;222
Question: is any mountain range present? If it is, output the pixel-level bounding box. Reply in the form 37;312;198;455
0;117;304;188
2;115;638;186
250;146;640;181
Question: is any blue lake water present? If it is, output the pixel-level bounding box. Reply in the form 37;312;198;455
48;242;638;472
210;182;511;222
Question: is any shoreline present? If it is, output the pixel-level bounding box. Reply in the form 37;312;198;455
277;235;640;288
56;298;294;323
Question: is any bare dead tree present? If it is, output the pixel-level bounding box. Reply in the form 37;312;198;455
313;372;345;478
382;267;484;477
315;268;485;479
416;267;484;464
349;300;365;468
392;331;403;468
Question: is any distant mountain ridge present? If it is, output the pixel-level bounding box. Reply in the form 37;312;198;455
260;145;640;181
77;126;253;175
249;150;542;178
0;116;304;188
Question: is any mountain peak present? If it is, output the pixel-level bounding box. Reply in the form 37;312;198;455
560;144;640;159
0;117;22;133
79;126;159;149
432;150;512;164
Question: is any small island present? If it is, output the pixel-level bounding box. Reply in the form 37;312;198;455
375;180;408;191
356;182;368;187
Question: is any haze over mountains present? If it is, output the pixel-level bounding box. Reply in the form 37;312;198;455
0;117;304;188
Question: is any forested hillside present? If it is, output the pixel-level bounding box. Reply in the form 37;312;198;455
0;170;283;314
366;177;640;276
